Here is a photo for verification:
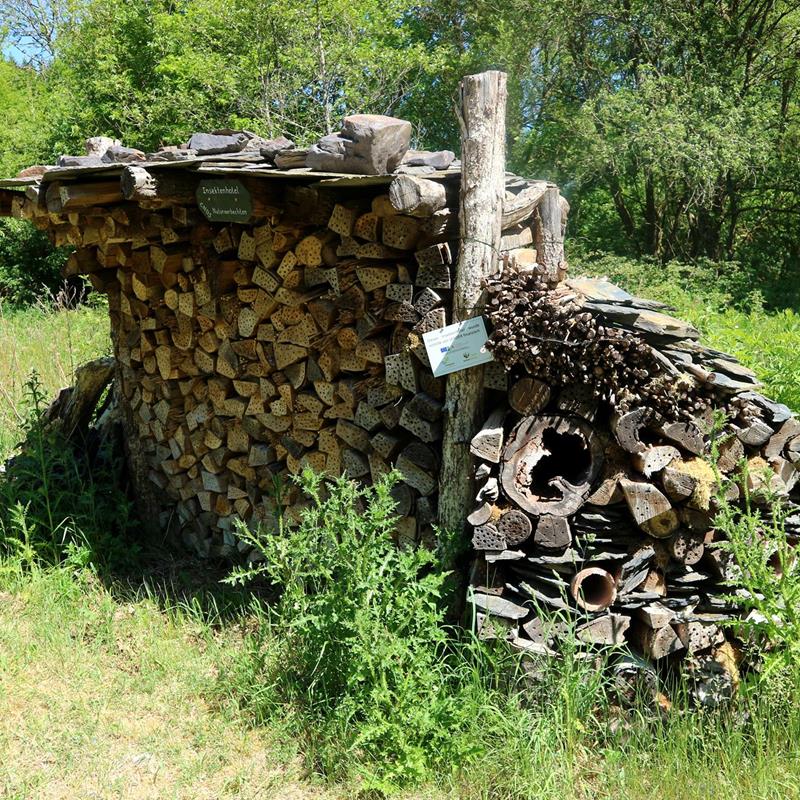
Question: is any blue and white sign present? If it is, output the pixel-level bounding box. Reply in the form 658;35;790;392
422;316;494;378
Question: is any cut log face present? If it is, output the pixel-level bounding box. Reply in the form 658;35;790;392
496;509;533;546
508;377;550;416
632;445;680;478
389;175;447;217
659;421;706;456
661;466;697;501
500;414;603;516
668;529;705;565
611;408;653;454
533;515;571;550
736;419;772;448
467;503;494;527
470;409;506;463
620;478;680;538
576;614;631;645
635;622;684;660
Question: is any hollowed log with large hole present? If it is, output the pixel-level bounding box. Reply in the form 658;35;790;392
500;414;603;516
570;566;617;612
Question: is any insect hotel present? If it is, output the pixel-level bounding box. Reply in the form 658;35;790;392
2;72;797;700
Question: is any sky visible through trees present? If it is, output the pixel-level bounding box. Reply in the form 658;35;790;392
1;0;800;296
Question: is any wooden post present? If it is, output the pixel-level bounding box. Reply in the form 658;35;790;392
438;70;507;545
537;186;565;283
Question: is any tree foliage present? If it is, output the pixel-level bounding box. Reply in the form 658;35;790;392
42;0;447;153
514;0;800;267
2;0;800;299
0;58;48;175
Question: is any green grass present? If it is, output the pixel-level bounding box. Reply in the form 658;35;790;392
676;304;800;411
3;525;800;800
0;564;337;800
0;300;110;458
0;267;800;799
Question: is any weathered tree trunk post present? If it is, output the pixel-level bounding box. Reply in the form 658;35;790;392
438;70;507;549
537;186;566;283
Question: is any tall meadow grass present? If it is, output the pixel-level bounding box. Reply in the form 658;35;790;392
0;299;109;458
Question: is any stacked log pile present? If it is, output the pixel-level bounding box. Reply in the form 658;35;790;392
4;113;795;699
469;264;799;700
0;135;560;559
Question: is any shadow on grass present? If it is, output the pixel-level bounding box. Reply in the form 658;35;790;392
104;544;277;627
0;374;272;628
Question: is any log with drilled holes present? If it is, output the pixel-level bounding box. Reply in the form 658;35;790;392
466;262;800;706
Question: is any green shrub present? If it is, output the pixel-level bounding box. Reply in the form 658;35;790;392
0;218;72;307
0;373;138;573
219;471;633;792
223;470;478;788
711;456;800;684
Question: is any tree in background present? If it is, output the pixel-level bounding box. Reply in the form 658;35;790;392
509;0;800;269
2;0;800;305
0;0;83;67
0;58;49;174
0;56;70;306
43;0;443;152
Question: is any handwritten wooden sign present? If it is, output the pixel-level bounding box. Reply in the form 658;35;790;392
196;180;252;222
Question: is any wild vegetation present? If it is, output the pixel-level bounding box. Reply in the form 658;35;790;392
0;299;108;457
2;270;800;796
2;0;800;795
